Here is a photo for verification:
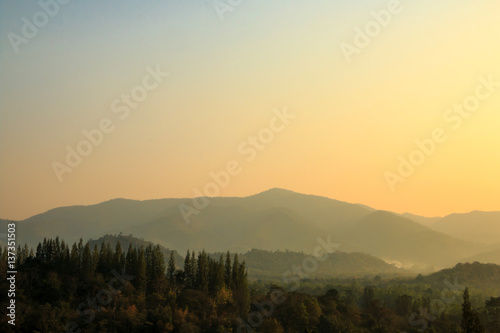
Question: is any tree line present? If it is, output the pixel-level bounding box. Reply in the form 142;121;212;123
0;237;499;332
0;237;250;332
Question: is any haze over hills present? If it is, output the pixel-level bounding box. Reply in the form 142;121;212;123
429;211;500;245
3;188;499;272
466;248;500;265
84;234;406;279
339;211;482;270
420;262;500;296
401;213;442;227
231;249;406;280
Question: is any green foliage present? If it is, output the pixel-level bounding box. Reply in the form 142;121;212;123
461;287;485;333
0;238;251;332
167;250;177;286
485;297;500;332
1;238;499;333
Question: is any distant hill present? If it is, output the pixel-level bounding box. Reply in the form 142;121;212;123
14;198;183;248
430;211;500;244
231;249;407;280
83;235;407;279
88;234;184;268
465;247;500;265
14;188;376;253
419;262;500;296
341;211;482;269
123;204;328;255
68;234;407;279
6;188;497;272
401;213;441;227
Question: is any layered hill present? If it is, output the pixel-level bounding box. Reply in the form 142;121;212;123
465;247;500;265
429;211;500;245
417;262;500;296
234;249;406;279
6;188;498;272
87;235;407;279
340;211;482;270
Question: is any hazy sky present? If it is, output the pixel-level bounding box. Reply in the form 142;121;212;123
1;0;499;220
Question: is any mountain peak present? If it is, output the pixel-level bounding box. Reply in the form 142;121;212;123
253;188;298;196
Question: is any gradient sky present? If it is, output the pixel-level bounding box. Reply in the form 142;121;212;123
1;0;499;220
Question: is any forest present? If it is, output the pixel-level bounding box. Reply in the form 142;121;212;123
0;237;499;332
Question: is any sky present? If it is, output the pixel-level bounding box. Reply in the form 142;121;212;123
0;0;499;220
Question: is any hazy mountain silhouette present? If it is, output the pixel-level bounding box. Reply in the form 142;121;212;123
341;211;482;269
419;262;500;294
14;198;183;248
401;212;441;227
465;247;500;265
6;188;497;272
224;248;406;279
429;211;500;244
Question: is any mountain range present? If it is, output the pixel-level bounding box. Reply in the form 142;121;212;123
2;188;499;272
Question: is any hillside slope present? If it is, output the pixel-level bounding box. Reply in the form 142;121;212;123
430;211;500;244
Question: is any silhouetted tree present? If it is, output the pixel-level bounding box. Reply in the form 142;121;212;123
461;287;484;333
184;249;194;288
167;251;176;286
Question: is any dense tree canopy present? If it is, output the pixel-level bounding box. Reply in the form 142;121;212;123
0;238;498;332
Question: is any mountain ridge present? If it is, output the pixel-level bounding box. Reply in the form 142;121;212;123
4;188;498;272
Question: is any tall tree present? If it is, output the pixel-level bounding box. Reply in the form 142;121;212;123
98;242;108;274
77;238;84;261
36;242;43;261
81;242;93;281
91;244;99;275
197;250;209;292
461;287;484;333
113;241;124;271
224;251;232;287
125;243;138;277
70;243;80;273
152;245;166;281
136;246;147;293
184;250;193;288
234;259;250;316
215;254;225;291
232;254;239;290
191;251;197;287
54;237;61;264
167;251;176;286
105;242;113;268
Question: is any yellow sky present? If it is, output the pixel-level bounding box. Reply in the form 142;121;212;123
0;0;499;220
